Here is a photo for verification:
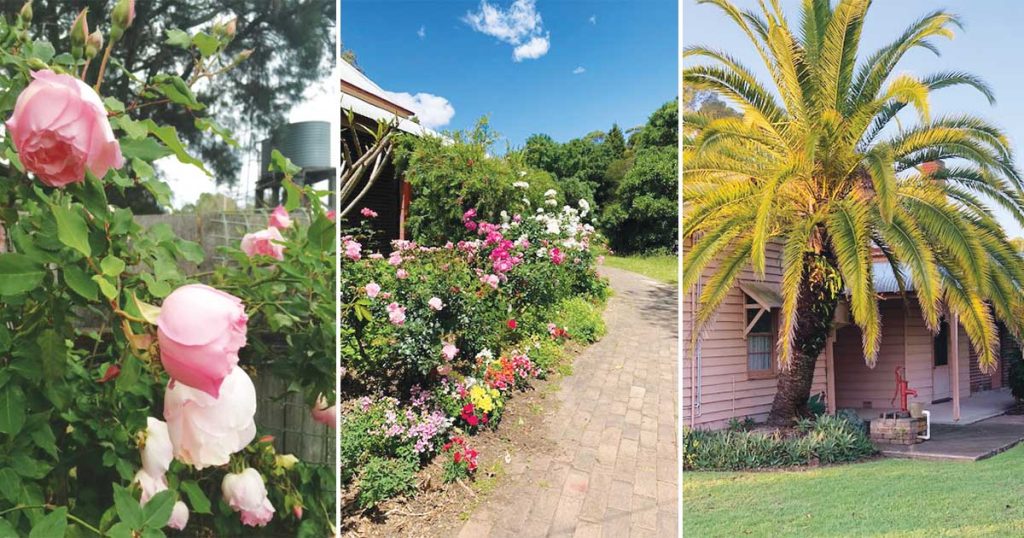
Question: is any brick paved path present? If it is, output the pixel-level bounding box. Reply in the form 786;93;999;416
457;267;679;537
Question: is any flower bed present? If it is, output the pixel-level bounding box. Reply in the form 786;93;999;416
340;195;608;511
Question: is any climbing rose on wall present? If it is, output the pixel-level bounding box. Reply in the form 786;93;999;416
5;69;123;187
222;468;276;527
157;284;248;397
241;227;286;260
163;367;257;469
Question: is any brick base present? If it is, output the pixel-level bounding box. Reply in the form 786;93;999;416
870;416;926;445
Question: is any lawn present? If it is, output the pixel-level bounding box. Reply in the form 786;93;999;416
685;446;1024;537
603;254;678;284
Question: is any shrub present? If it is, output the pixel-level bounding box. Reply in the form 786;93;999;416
1009;354;1024;403
357;455;419;509
552;297;607;344
683;415;876;471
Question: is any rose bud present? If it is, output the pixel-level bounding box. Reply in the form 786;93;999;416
241;227;285;260
99;364;120;383
168;501;189;531
18;1;32;25
268;205;291;229
85;30;103;59
222;468;275;527
111;0;135;42
70;9;88;54
5;70;124;187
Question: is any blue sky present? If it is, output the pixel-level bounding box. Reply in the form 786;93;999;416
684;0;1024;238
342;0;677;149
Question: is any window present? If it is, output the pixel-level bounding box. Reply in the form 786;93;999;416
934;320;949;366
745;294;775;377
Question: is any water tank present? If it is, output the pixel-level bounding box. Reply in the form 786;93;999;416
260;121;332;172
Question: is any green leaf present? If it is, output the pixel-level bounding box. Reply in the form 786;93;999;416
37;329;67;382
141;489;175;528
282;177;302;211
131;292;162;325
64;265;99;301
131;158;155;179
152;75;204;111
141;273;171;298
29;423;58;459
28;41;55;63
117;116;149;140
195;118;237;146
164;28;190;49
0;385;26;436
270;149;301;176
113;484;143;528
0;468;21;502
106;522;134;538
176;240;205;264
51;204;91;257
179;480;211;514
0;254;46;295
93;275;118;300
104;97;126;113
100;256;127;277
28;507;66;538
191;32;220;57
142;121;209;175
0;516;16;537
121;138;172;161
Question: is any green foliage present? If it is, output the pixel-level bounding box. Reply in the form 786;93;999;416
551;297;607;344
394;118;559;245
683;415;876;471
604;145;678;254
357;455;419;509
1009;355;1024;403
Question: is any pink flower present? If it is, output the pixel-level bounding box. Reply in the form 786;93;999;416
133;469;167;505
168;501;189;531
326;210;337;222
441;342;459;360
268;205;292;229
481;274;499;289
222;468;275;527
157;284;247;397
465;220;478;232
369;253;384;260
361;207;378;218
397;269;409;279
365;282;381;298
463;208;477;220
0;221;5;253
241;227;286;261
311;395;336;428
343;239;362;261
388;253;403;266
550;247;565;265
164;367;257;470
387;302;406;325
428;297;444;311
5;70;124;187
141;417;173;478
596;255;605;265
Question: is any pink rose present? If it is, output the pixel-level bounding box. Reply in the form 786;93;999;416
168;501;189;531
388;253;403;266
326;210;337;222
361;207;378;218
386;302;406;325
164;367;257;470
157;284;248;397
141;417;173;478
133;469;167;505
241;227;286;261
369;253;384;260
550;247;564;265
222;468;275;527
481;274;499;289
6;70;123;187
268;205;292;229
344;239;362;261
428;297;444;311
311;395;336;428
365;282;381;298
396;268;409;279
441;342;459;360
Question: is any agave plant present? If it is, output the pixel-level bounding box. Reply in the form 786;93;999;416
683;0;1024;424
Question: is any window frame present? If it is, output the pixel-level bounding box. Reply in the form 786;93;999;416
744;294;777;379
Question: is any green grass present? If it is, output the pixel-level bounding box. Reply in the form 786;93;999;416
603;254;678;284
685;445;1024;537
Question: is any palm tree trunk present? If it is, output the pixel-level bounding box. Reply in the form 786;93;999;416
767;254;840;426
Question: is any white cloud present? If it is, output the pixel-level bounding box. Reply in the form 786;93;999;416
464;0;550;61
382;91;455;129
417;25;426;38
589;14;597;24
572;66;586;75
514;35;550;62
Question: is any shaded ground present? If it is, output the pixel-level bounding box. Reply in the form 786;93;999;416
880;414;1024;461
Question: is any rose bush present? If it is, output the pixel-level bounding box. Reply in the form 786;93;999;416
0;3;333;536
340;188;608;512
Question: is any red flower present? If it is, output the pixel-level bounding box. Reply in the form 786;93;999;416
443;442;452;452
481;414;489;424
99;364;120;383
507;318;517;330
454;452;462;463
461;404;479;426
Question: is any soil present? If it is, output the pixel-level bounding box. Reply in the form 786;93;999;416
340;343;585;537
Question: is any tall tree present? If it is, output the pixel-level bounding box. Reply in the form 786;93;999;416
5;0;335;186
606;123;626;158
684;0;1024;424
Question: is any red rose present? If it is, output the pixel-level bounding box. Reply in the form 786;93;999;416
99;364;121;383
454;452;462;463
507;319;517;330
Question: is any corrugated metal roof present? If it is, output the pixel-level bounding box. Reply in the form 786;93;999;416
340;60;438;137
871;261;914;294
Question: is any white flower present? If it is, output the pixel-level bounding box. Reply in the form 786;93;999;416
475;349;494;361
537;247;548;258
168;501;189;530
141;417;173;478
578;199;590;216
513;181;529;189
544;189;557;198
164;367;257;470
222;468;275;527
545;199;557;206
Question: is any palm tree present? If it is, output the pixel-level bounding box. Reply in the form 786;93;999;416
684;0;1024;425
